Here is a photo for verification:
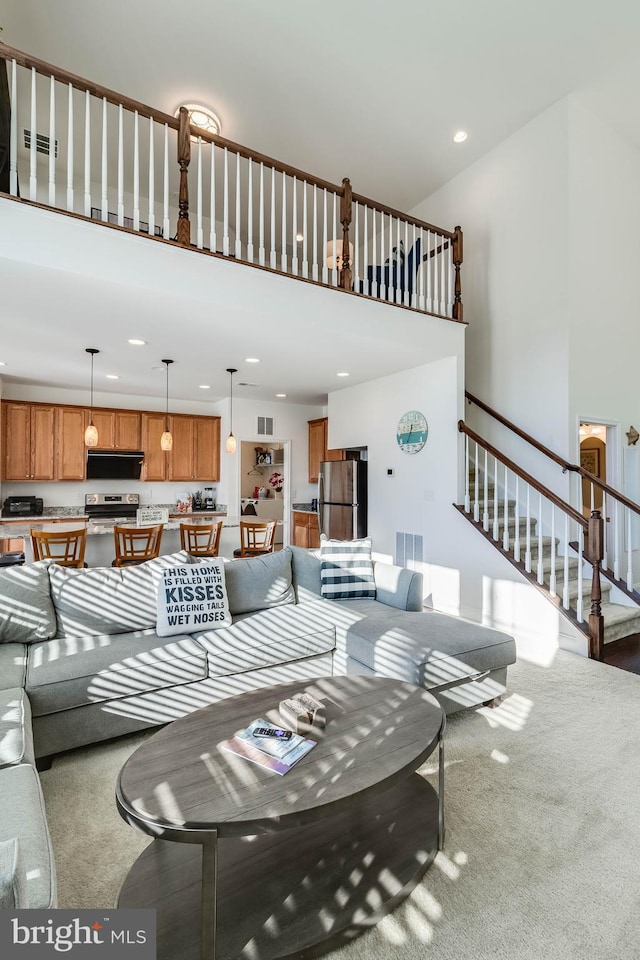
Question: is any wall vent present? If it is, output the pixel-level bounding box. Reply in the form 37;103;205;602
395;532;424;568
23;129;59;158
257;416;274;436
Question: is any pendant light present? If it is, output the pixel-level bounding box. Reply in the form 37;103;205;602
84;348;100;447
160;359;174;451
226;367;237;454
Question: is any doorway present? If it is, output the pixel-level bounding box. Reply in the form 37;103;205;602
578;421;619;516
238;440;290;547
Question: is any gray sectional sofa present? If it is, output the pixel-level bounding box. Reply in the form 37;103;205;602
0;544;516;908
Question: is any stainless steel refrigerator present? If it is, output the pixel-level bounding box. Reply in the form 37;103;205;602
318;460;367;540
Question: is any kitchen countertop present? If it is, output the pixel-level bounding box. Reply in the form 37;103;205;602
0;513;231;539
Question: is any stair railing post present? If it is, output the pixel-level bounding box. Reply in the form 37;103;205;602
452;225;463;321
587;509;605;661
339;176;352;291
177;106;191;246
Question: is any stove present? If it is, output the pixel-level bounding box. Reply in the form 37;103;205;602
84;493;140;521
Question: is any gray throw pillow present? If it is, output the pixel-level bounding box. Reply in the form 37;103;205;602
224;549;295;615
0;562;56;644
320;536;376;600
0;838;28;908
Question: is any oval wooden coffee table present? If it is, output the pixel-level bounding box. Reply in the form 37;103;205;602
116;675;445;960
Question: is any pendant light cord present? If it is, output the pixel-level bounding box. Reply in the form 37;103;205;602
90;351;94;420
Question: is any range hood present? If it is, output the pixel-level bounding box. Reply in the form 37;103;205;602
86;450;144;481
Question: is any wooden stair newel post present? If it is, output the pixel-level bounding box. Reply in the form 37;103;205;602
339;177;352;291
177;106;191;247
452;225;463;321
587;509;605;661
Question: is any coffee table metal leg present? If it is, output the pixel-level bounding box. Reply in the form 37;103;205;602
438;717;446;850
201;831;218;960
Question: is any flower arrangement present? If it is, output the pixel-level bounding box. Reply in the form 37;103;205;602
269;471;284;493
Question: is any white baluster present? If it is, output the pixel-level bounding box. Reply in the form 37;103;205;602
101;97;108;221
537;493;544;584
410;223;417;307
464;436;470;512
280;170;288;272
577;526;584;622
354;201;360;293
426;229;433;313
395;216;401;304
590;482;595;512
48;76;56;206
196;138;203;249
302;180;308;278
371;209;378;298
331;192;338;286
29;68;37;201
270;167;276;269
388;215;394;301
9;61;18;196
322;189;328;284
562;514;570;609
525;485;532;573
147;116;155;236
447;235;454;316
418;228;426;311
473;442;479;522
117;104;124;226
247;160;254;263
291;176;298;276
162;123;170;239
549;505;556;596
514;476;520;562
209;142;217;253
84;91;91;217
614;497;620;581
433;233;440;316
133;111;140;230
223;148;230;257
235;152;242;259
363;206;369;295
627;507;633;591
483;448;489;531
312;183;318;281
258;162;266;266
379;213;386;300
602;492;608;571
493;456;499;541
440;231;446;315
502;465;510;551
66;83;73;212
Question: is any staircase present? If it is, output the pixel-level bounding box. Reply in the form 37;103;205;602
457;473;640;649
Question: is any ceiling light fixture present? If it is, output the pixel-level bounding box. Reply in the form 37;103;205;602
84;348;100;447
198;384;211;390
128;338;147;346
453;130;468;143
245;357;260;364
296;232;304;242
276;393;287;398
226;368;238;454
0;361;6;367
160;359;174;452
176;103;222;139
337;371;350;377
105;374;120;380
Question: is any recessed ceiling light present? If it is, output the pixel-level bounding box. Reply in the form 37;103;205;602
276;393;287;398
296;232;304;242
0;361;6;367
336;371;350;377
198;384;211;390
128;338;147;346
453;130;468;143
245;357;260;363
105;374;120;380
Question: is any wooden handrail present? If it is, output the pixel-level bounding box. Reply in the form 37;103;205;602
351;190;455;238
465;390;640;518
458;420;587;528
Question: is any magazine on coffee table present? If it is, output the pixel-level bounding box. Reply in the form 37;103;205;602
221;718;316;775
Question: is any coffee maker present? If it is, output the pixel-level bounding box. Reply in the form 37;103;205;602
204;488;216;510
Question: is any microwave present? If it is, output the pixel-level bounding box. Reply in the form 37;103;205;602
3;496;44;517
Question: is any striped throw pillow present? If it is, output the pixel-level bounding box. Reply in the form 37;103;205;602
320;536;376;600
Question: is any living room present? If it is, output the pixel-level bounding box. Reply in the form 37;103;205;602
1;2;640;957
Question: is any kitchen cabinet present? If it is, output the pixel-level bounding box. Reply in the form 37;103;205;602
168;416;195;482
57;406;87;481
141;413;168;481
292;511;320;549
193;416;221;481
142;413;221;483
91;409;141;450
2;402;55;481
308;417;344;483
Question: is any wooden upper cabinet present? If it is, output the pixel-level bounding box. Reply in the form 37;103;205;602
90;409;141;450
168;416;195;482
141;413;168;481
193;416;220;481
325;448;346;462
91;410;116;449
2;402;55;481
308;417;327;484
57;406;87;481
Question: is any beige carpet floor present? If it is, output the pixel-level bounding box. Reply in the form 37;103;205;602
40;651;640;960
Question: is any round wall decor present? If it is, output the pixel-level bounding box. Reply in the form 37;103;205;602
396;410;428;454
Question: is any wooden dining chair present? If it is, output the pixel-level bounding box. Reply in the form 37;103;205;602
179;521;223;558
113;524;164;566
31;527;87;567
233;519;277;558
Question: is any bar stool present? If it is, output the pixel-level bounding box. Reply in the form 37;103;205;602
233;519;277;558
113;524;163;567
179;521;223;558
31;527;87;568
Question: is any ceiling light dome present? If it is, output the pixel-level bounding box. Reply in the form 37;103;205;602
453;130;468;143
176;103;222;138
